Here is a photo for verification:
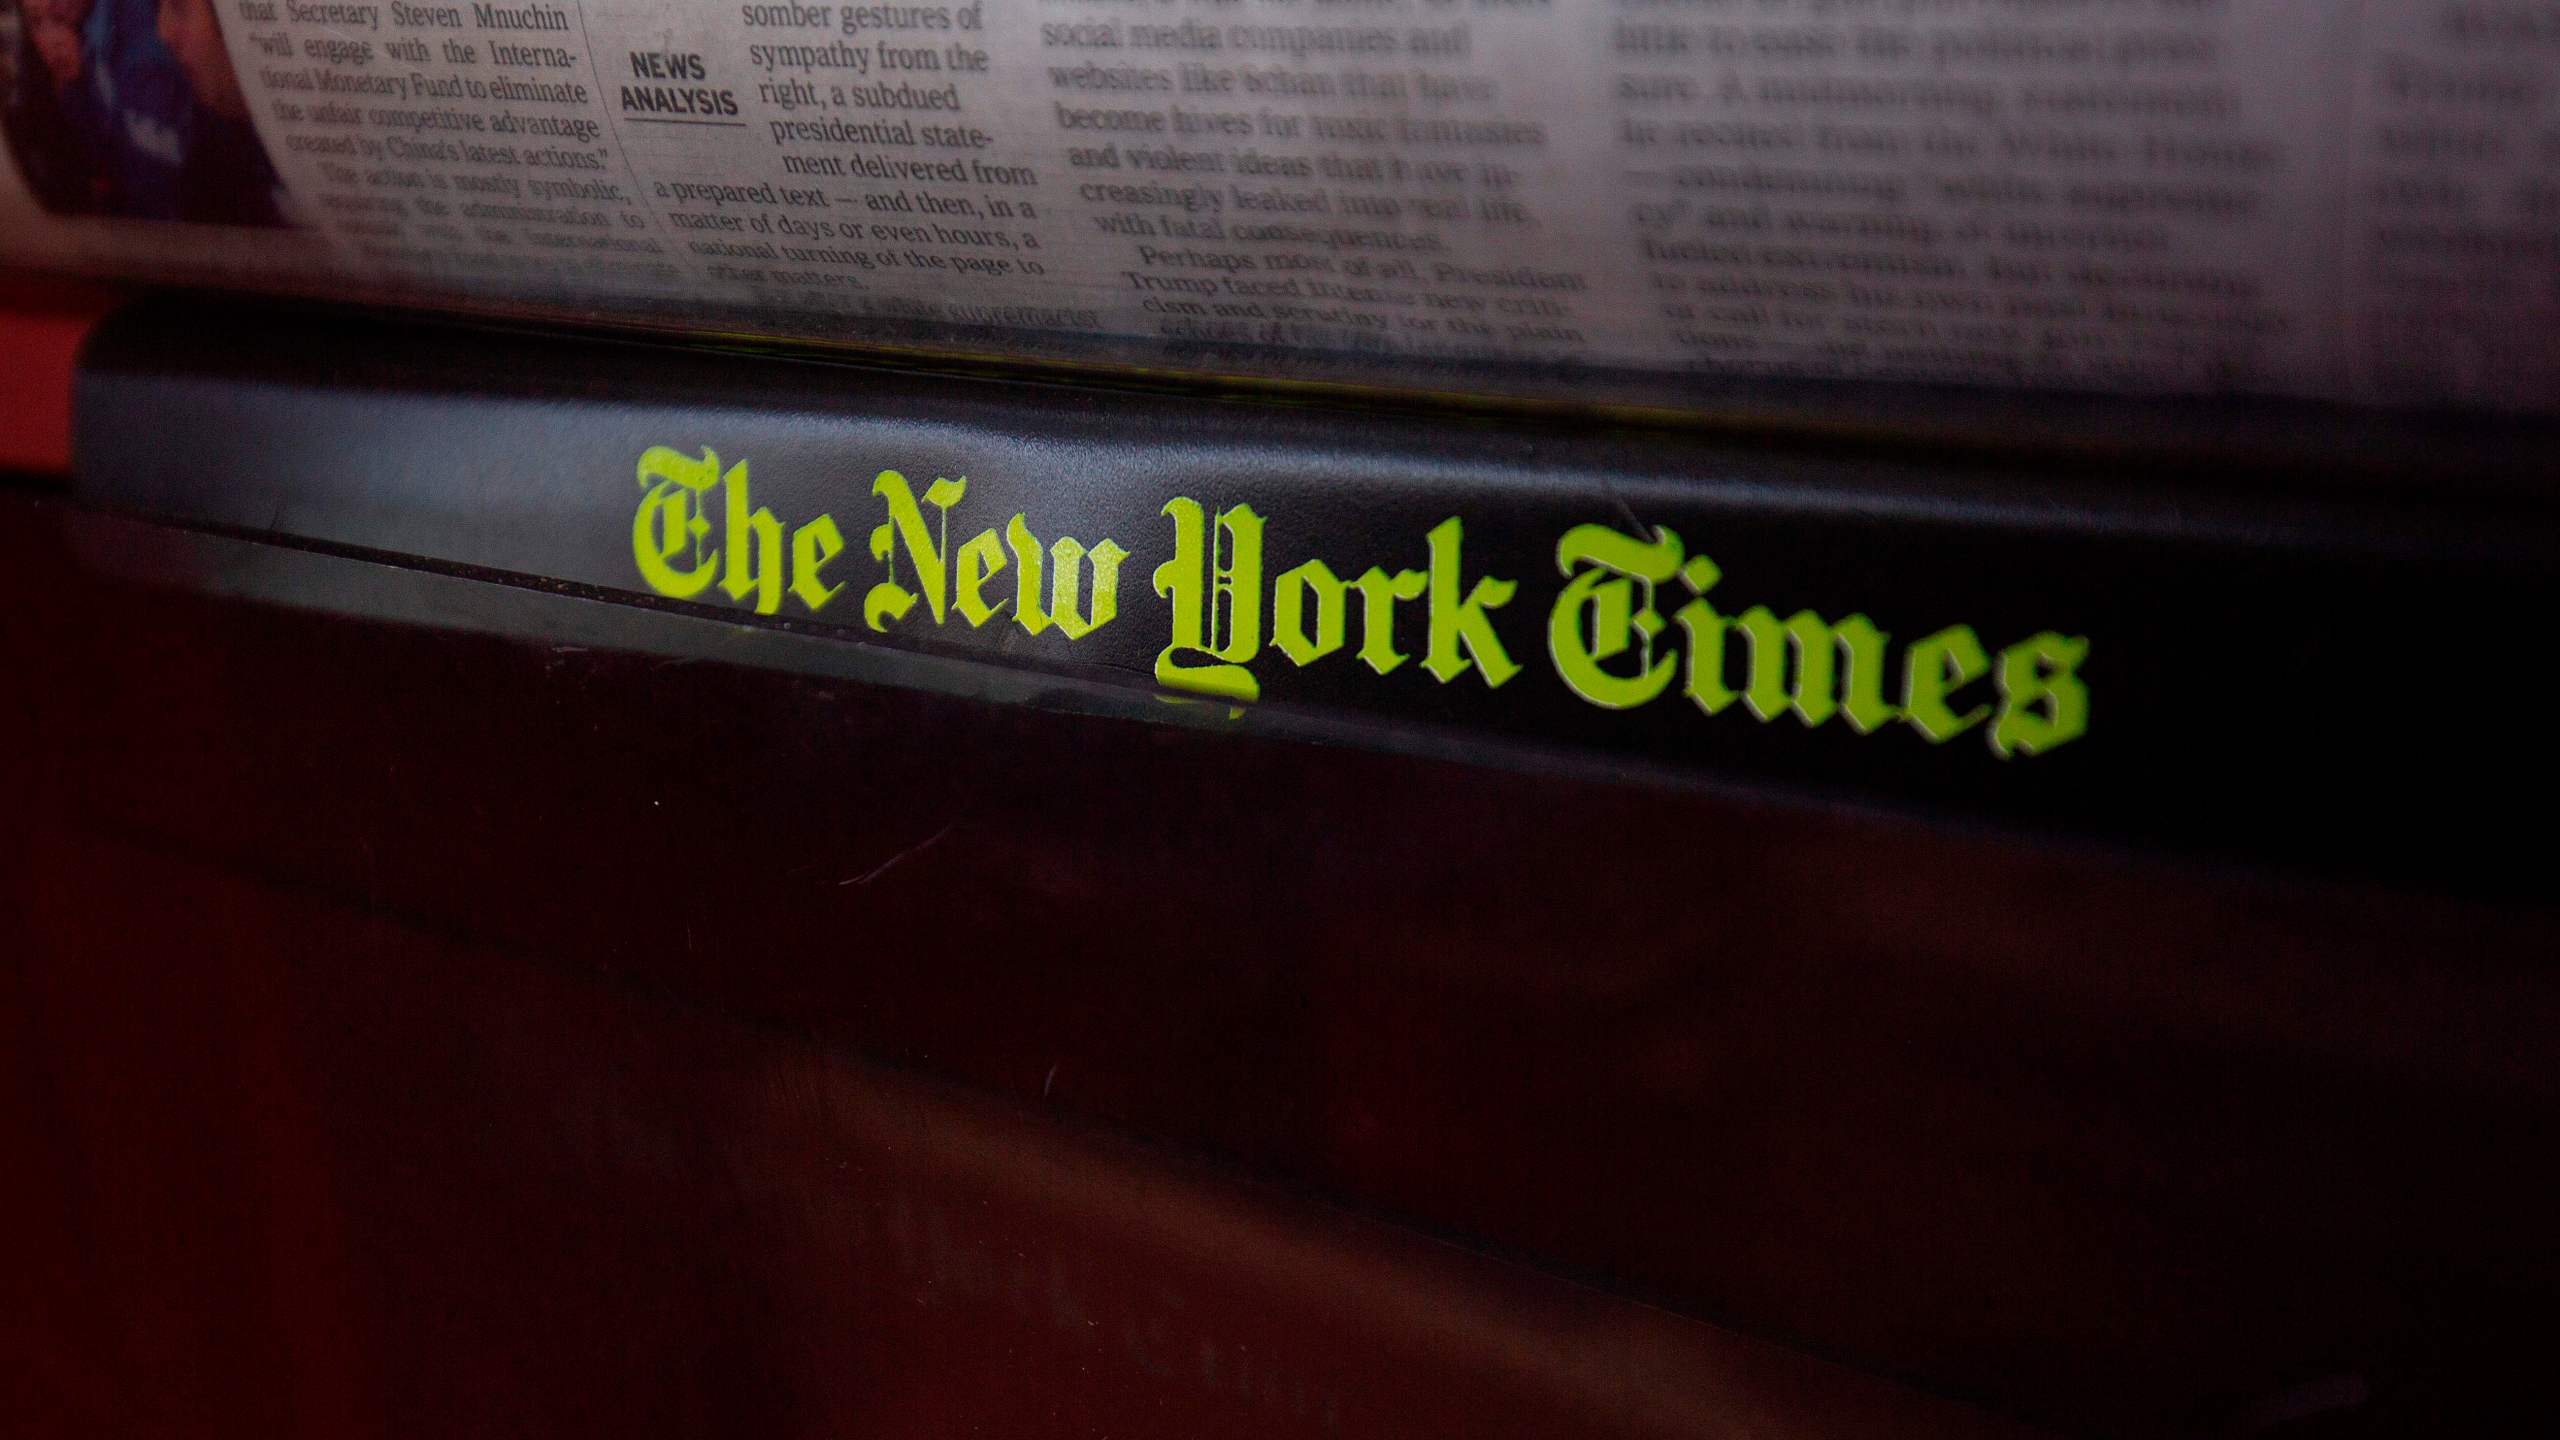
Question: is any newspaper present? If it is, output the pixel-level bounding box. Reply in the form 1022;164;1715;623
2;0;2556;412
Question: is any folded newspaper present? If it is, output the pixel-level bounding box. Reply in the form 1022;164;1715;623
3;0;2555;412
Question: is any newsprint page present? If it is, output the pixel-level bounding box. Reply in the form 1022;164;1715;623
3;0;2556;409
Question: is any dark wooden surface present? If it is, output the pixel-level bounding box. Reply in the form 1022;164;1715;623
5;493;2556;1436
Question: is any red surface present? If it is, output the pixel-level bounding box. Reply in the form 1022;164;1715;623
5;825;2035;1440
0;277;119;475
